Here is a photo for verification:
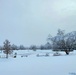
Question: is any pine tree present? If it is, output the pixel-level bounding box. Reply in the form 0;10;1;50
3;39;13;58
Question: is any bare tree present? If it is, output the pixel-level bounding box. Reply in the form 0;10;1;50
11;44;18;50
19;45;25;50
48;29;72;55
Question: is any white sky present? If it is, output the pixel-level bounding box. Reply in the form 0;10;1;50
0;0;76;46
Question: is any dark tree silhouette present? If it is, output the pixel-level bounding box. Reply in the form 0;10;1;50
3;40;13;58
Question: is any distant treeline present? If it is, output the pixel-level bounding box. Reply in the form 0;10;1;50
1;29;76;58
0;40;51;50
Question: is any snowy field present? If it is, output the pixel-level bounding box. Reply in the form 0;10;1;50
0;50;76;75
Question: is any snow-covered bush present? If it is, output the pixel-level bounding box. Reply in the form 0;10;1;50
53;52;61;56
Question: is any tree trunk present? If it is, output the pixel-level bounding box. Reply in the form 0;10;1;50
65;50;69;55
6;54;8;58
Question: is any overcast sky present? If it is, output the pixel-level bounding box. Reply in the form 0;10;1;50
0;0;76;46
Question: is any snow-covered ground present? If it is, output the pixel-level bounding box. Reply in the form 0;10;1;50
0;50;76;75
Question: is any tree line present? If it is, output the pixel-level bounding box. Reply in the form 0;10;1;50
1;29;76;58
0;39;51;58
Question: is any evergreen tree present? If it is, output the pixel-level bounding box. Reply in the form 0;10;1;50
3;39;13;58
